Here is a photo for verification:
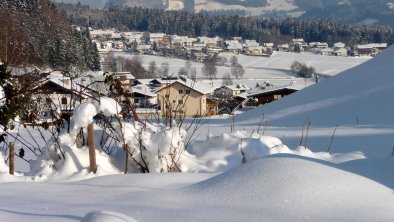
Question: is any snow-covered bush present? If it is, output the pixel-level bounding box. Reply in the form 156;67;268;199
29;97;199;177
115;121;195;173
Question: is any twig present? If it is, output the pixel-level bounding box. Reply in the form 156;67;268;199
304;116;311;149
327;123;339;154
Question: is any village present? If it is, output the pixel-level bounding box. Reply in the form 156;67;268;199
26;27;384;123
88;28;388;58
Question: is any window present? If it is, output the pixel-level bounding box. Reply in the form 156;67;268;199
172;100;176;103
165;105;169;109
61;97;67;105
165;94;169;98
185;89;191;94
46;98;52;104
178;100;183;104
134;98;140;103
178;89;183;94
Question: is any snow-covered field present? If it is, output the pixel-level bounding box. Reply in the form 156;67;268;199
0;47;393;221
112;51;369;79
195;0;305;16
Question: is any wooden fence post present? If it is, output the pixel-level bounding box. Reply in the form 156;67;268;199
88;123;97;173
9;142;14;175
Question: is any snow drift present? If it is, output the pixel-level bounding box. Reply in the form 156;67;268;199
173;156;394;222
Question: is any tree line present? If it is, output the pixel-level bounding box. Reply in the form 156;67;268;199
57;3;394;46
0;0;100;73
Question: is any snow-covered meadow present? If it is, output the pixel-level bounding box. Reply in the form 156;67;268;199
0;47;393;221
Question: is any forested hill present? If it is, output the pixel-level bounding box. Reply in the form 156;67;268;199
58;3;394;46
0;0;100;72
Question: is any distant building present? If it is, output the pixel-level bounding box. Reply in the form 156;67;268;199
214;84;250;97
156;76;215;118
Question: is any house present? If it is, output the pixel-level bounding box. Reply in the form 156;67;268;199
292;39;308;51
246;47;264;56
321;47;334;56
214;84;250;97
244;40;260;48
356;43;387;56
333;48;348;57
112;41;124;50
232;97;258;114
98;41;113;51
136;44;152;54
309;42;328;49
156;76;215;118
90;29;115;40
334;42;346;48
171;35;197;48
198;36;221;48
131;84;157;108
237;81;312;105
277;44;289;52
206;47;223;55
31;77;89;120
112;72;135;86
225;40;243;54
263;43;274;49
149;33;166;43
192;52;208;62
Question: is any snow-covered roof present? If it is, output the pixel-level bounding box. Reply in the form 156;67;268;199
112;72;135;80
150;33;166;38
224;84;250;91
217;84;250;91
137;45;152;50
157;76;214;95
278;44;289;48
357;43;388;49
334;42;346;48
321;48;334;52
131;85;156;97
334;48;347;53
198;36;221;44
244;40;259;47
238;80;314;99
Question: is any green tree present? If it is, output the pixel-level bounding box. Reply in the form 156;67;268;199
0;64;36;127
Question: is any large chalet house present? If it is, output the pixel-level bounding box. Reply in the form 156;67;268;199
28;74;92;122
236;80;314;106
156;76;217;118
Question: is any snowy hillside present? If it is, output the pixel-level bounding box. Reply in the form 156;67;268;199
192;45;394;160
233;45;394;126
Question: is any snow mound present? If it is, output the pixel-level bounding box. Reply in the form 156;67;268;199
180;156;394;221
81;210;139;222
73;97;121;129
189;131;363;172
73;103;98;129
93;97;121;117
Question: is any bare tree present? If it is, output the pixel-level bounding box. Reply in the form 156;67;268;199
202;54;218;85
147;61;158;78
231;63;245;79
125;56;146;78
222;73;233;86
290;61;315;78
190;66;197;81
158;62;170;77
178;67;188;77
229;55;238;66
